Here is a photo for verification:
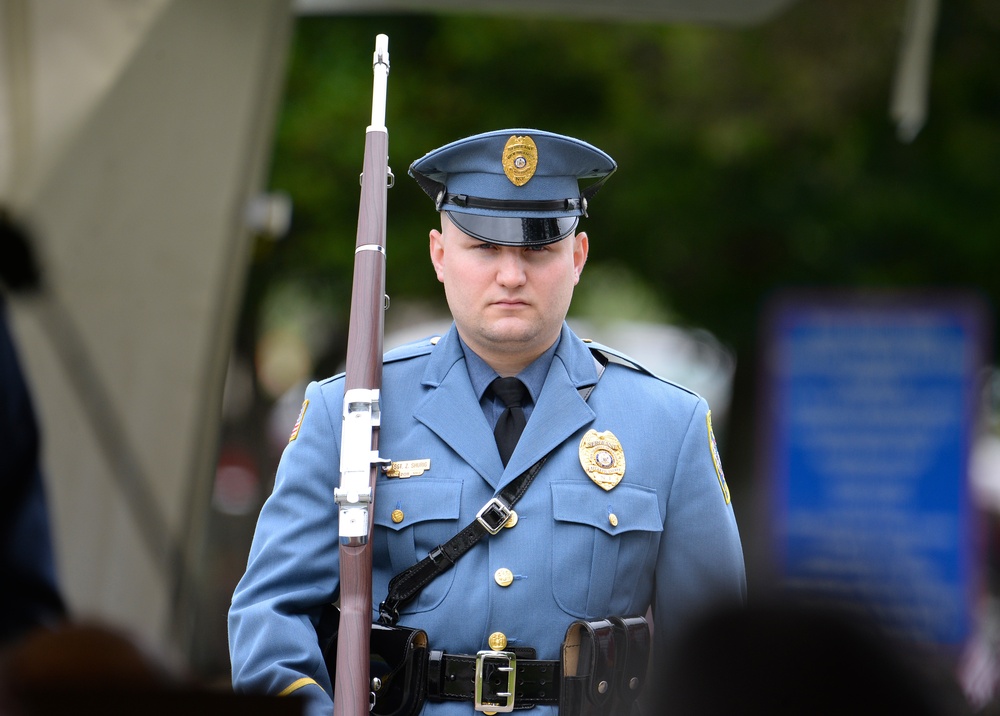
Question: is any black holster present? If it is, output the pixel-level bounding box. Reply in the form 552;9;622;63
559;616;650;716
320;607;428;716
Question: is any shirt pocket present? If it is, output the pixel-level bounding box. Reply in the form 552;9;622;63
373;477;464;613
550;480;663;618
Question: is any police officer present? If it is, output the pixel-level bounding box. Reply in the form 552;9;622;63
229;129;747;716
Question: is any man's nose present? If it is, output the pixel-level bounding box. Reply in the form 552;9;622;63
496;250;527;286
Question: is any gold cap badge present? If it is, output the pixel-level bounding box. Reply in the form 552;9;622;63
502;135;538;186
579;429;626;491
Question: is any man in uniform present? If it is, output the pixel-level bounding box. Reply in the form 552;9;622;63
229;129;747;716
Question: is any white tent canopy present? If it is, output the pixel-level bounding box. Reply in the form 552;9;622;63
1;0;294;656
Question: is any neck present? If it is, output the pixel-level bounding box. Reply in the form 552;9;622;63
458;334;551;378
478;348;540;378
488;358;534;378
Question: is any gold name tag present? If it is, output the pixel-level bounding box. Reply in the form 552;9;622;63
384;459;431;478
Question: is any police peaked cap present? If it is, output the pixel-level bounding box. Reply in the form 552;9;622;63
408;128;617;246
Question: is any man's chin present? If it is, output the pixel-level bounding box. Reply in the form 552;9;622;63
484;323;562;355
483;317;536;341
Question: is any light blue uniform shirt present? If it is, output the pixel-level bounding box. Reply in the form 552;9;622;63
229;322;746;716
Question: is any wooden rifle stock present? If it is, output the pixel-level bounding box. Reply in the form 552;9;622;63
334;34;390;716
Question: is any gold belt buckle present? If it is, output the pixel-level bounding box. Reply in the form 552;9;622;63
474;650;516;713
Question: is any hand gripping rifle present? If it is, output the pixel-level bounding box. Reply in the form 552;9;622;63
334;34;391;716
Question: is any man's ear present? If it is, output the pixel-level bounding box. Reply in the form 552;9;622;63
429;228;445;283
573;231;589;284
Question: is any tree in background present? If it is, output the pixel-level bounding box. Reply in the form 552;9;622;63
239;0;1000;525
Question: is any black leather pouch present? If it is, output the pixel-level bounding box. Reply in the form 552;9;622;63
559;618;616;716
320;607;428;716
559;616;650;716
608;616;650;716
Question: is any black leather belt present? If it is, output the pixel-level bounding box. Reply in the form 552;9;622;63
426;649;561;710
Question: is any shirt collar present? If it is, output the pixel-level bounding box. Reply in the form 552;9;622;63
460;334;560;405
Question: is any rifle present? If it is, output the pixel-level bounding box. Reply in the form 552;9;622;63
333;34;391;716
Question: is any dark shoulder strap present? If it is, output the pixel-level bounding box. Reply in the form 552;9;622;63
377;353;606;625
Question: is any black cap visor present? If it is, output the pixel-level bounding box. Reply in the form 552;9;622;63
446;211;579;247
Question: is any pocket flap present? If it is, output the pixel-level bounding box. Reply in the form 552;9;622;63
551;481;662;536
374;478;463;532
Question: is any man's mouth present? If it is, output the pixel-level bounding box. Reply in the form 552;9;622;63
492;299;527;309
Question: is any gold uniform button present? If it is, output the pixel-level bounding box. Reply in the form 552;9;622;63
494;568;514;587
608;513;618;527
391;509;404;524
504;511;518;529
488;632;508;650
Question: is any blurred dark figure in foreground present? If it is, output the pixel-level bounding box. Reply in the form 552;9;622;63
659;598;970;716
0;621;303;715
0;621;173;695
0;210;66;645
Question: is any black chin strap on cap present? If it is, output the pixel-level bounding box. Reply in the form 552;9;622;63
446;212;579;247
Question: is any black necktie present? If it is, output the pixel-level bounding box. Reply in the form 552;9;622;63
491;377;528;467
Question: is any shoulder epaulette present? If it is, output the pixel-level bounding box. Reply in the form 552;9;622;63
582;339;702;398
316;336;439;387
581;339;654;376
384;335;440;364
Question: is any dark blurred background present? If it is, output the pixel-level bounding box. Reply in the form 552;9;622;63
207;0;1000;685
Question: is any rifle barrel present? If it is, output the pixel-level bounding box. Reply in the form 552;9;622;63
333;34;390;716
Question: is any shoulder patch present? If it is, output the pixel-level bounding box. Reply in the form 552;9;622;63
289;399;309;442
706;410;731;504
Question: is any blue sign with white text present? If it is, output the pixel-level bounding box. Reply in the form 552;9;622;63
763;292;988;646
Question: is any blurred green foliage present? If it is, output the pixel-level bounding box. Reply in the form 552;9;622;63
247;0;1000;387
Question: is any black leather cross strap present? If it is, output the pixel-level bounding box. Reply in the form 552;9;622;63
377;353;606;626
426;650;561;707
378;453;549;625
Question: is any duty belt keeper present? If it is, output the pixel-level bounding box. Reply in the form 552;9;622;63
559;619;616;716
608;616;650;716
